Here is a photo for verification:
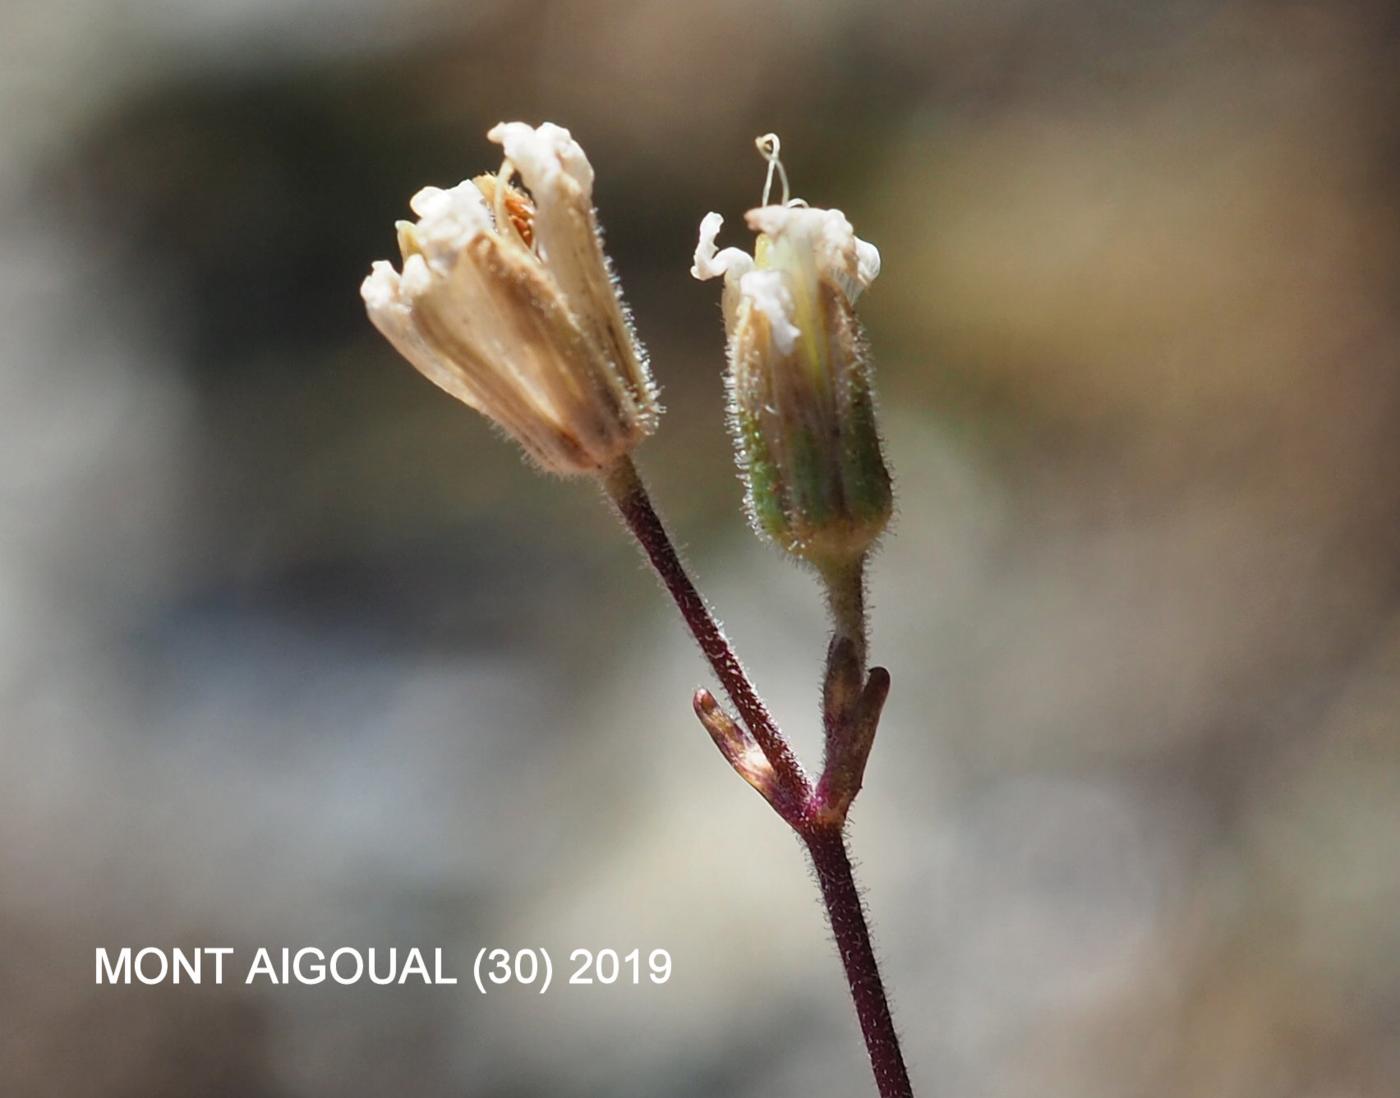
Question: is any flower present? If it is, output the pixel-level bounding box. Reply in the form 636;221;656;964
361;122;658;475
691;138;892;567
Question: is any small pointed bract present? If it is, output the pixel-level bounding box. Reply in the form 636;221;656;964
693;688;780;805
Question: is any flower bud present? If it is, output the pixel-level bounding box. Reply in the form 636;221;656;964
361;122;658;475
691;168;892;567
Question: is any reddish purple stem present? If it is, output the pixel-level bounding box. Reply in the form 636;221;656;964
807;827;915;1098
602;457;915;1098
603;458;810;816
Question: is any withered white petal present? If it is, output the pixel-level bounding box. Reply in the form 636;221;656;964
739;270;800;355
406;182;492;270
486;121;656;435
360;122;658;476
854;238;881;291
691;212;754;283
489;121;594;194
745;204;880;303
689;173;892;564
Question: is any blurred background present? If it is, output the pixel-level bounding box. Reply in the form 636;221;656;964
2;0;1398;1094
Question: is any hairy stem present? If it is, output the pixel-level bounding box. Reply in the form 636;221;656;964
601;456;912;1096
813;552;910;1095
819;553;870;786
806;827;914;1098
601;456;809;811
820;553;869;672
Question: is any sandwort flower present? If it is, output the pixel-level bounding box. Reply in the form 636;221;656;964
691;136;892;568
361;122;658;475
353;127;913;1097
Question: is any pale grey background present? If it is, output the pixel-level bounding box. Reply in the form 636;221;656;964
2;1;1398;1095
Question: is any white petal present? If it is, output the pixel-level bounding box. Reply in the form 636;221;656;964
488;121;594;196
740;270;800;356
404;181;491;272
399;253;434;298
408;185;447;218
746;203;826;240
691;212;754;282
748;203;879;303
487;120;654;427
854;238;881;291
360;260;402;312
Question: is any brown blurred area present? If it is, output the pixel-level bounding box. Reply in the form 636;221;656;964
2;1;1398;1095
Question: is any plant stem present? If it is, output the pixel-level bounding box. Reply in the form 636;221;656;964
601;456;810;811
820;554;869;672
806;826;914;1098
818;553;871;788
813;553;912;1097
601;455;913;1096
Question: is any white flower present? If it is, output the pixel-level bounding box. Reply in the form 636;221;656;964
691;162;890;566
691;204;881;343
361;122;658;475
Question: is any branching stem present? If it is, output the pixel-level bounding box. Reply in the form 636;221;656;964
601;456;810;817
600;456;914;1097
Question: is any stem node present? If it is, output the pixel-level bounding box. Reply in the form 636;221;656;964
600;456;911;1096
